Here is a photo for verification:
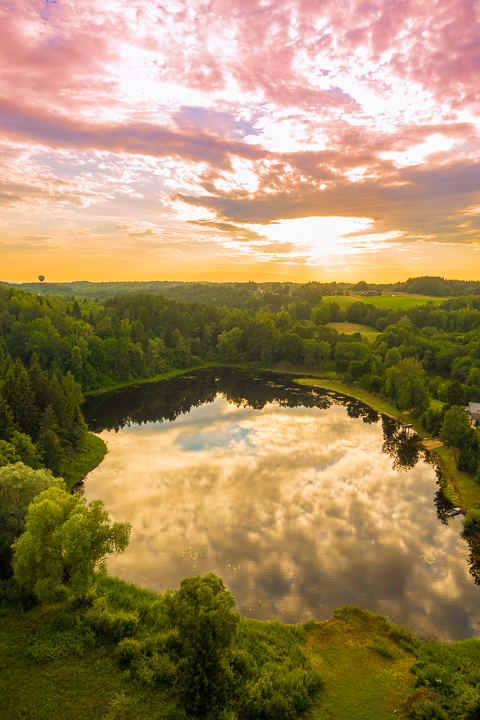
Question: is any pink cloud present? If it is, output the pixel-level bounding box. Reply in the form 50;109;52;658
0;0;480;274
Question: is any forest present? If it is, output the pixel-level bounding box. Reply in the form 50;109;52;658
3;273;480;304
2;279;480;718
3;280;480;482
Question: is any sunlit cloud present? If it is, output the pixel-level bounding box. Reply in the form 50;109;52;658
1;0;480;280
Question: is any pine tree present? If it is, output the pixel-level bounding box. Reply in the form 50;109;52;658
3;359;38;437
28;354;51;414
0;395;15;441
72;301;82;320
38;405;66;475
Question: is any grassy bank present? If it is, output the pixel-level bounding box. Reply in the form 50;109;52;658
81;361;480;508
62;433;107;491
294;375;480;509
0;576;420;720
83;363;221;396
307;606;417;719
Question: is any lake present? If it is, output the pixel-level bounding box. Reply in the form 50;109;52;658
83;368;480;640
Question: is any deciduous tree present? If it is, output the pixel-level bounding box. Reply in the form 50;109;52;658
440;406;471;462
163;574;239;717
0;463;64;574
12;487;131;603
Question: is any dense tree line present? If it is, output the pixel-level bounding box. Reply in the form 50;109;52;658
4;283;480;480
5;275;480;303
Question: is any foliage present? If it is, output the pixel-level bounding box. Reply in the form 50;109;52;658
409;638;480;719
463;508;480;535
397;375;430;416
440;406;471;461
4;280;480;498
12;487;131;603
163;574;240;716
0;462;64;575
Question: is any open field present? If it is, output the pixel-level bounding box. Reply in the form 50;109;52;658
327;322;380;341
307;606;416;720
322;294;446;310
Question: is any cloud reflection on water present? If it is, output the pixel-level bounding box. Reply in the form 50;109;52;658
84;385;480;640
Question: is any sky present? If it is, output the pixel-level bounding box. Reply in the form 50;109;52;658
1;0;480;283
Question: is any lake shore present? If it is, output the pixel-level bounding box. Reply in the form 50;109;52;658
63;433;108;491
291;373;480;509
0;575;420;720
80;362;480;508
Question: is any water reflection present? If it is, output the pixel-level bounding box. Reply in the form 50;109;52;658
83;369;480;640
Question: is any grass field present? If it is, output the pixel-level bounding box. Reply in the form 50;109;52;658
322;294;445;310
307;606;417;720
327;322;380;341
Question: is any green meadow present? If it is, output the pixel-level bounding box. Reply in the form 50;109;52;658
323;294;446;310
326;322;380;341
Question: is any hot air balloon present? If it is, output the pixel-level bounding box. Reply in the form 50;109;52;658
38;275;45;282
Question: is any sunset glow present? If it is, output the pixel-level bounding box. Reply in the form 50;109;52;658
2;0;480;282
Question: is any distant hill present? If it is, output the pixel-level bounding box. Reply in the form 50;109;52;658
1;276;480;305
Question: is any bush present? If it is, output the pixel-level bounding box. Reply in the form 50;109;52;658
85;596;139;642
421;408;443;436
370;375;383;393
386;622;420;653
116;637;143;668
409;639;480;719
370;638;395;659
236;620;322;720
463;508;480;535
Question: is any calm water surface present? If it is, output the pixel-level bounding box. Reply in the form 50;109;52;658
83;369;480;640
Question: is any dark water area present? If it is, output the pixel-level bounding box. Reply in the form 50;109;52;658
83;369;480;640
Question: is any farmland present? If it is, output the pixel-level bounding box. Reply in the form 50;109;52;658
322;294;446;310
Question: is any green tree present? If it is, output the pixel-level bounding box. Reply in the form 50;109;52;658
3;358;38;436
397;376;430;416
440;379;466;409
0;440;20;467
0;463;64;574
0;395;15;441
67;346;83;381
72;301;82;320
385;358;426;401
216;327;242;363
163;574;239;717
37;405;66;475
12;487;131;604
384;347;402;368
10;431;43;469
439;406;471;462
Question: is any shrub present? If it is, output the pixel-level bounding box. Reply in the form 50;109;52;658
116;637;143;668
385;622;420;653
463;508;480;535
409;639;480;719
85;596;139;642
370;638;395;659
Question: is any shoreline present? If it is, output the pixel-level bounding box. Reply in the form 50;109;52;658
81;362;480;508
292;374;479;509
63;433;108;492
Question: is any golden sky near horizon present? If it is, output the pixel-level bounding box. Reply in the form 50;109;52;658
1;0;480;282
